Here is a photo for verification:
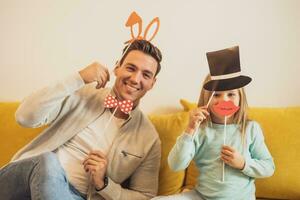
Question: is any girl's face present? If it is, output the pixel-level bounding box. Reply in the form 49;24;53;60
209;89;240;123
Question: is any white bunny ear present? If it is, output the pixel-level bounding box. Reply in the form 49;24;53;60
143;17;160;42
130;21;142;39
125;11;143;44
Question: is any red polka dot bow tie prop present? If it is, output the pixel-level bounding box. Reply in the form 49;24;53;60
94;94;133;152
104;94;133;114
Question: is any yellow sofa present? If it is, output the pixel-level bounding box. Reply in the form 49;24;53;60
1;101;300;200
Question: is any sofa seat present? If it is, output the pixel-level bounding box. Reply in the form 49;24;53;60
1;101;300;200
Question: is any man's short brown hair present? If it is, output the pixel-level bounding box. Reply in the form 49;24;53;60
119;40;162;76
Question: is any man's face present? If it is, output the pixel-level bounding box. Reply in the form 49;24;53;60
113;50;158;107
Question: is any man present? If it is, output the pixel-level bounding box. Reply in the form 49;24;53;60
0;39;162;200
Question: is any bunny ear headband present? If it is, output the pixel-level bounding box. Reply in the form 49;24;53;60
115;11;160;67
124;11;160;44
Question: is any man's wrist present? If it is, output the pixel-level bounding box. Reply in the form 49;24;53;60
95;176;108;191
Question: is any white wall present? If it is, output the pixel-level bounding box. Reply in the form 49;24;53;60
1;0;299;114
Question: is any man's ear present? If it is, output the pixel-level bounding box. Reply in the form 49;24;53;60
113;64;121;76
150;77;157;89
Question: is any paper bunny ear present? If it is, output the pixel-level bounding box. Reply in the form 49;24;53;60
143;17;160;42
124;11;160;44
125;11;143;43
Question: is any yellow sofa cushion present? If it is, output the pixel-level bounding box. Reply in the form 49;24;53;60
149;112;189;195
0;102;45;167
180;99;300;200
180;99;197;112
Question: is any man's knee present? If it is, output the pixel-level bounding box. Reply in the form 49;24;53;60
39;152;59;165
37;152;65;179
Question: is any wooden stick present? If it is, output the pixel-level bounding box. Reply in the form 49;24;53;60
206;91;215;107
95;106;118;149
192;91;216;141
222;115;227;182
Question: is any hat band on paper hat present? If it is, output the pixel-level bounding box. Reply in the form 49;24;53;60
211;71;241;80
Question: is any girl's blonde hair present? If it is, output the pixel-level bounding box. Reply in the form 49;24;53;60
197;75;249;145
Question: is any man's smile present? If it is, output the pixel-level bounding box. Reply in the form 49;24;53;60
124;81;141;92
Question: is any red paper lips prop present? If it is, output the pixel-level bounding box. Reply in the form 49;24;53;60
212;100;239;116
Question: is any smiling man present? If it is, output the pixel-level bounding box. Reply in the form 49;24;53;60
0;40;162;200
113;49;158;108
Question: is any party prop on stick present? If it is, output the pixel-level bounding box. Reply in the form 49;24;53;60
86;95;133;198
212;100;240;116
125;11;160;44
212;100;239;182
103;94;133;129
203;46;252;182
94;95;134;149
116;11;160;67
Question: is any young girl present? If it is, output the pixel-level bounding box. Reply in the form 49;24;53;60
153;46;275;200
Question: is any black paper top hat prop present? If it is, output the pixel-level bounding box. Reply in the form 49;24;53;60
203;46;252;91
